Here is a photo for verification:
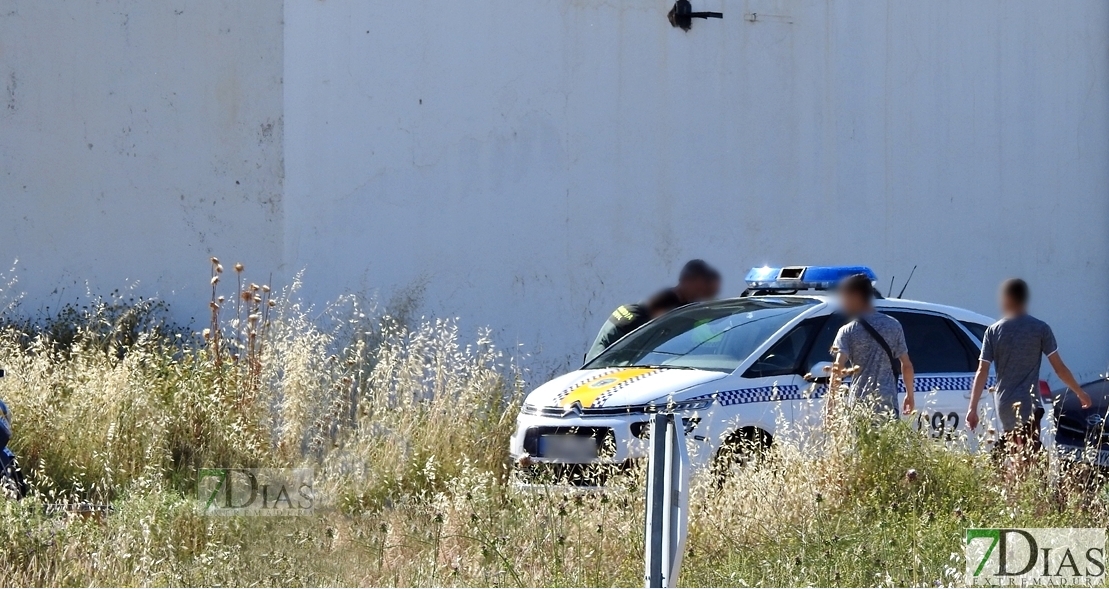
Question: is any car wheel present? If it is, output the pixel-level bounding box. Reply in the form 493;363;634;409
711;427;773;484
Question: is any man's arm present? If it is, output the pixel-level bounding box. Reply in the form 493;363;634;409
1047;352;1092;408
887;321;913;413
966;360;990;430
829;326;850;393
967;325;997;430
585;305;649;362
825;351;850;415
829;351;848;391
826;326;854;416
900;354;915;413
584;321;617;363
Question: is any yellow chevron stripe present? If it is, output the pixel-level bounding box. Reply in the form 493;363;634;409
558;368;659;409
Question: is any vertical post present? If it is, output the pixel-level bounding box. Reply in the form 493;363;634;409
644;412;691;588
660;416;676;586
668;415;691;586
644;414;668;588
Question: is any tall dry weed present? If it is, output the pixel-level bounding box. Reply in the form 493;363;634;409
0;261;1105;586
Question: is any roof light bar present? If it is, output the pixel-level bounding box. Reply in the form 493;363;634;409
744;265;877;292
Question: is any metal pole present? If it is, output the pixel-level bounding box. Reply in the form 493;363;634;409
645;412;691;588
644;414;667;588
660;415;676;587
668;415;690;587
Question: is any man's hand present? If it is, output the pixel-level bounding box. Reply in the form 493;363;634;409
1076;387;1093;409
1048;352;1093;409
967;360;990;432
966;407;979;430
899;354;915;416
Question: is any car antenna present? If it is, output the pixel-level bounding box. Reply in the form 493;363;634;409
887;275;895;298
896;265;917;299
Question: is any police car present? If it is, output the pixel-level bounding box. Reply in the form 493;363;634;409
510;265;1013;484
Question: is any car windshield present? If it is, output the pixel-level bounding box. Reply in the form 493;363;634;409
585;298;817;372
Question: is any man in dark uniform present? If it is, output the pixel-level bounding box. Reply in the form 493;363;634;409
584;259;721;362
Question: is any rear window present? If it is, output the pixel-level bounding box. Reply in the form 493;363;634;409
887;311;978;373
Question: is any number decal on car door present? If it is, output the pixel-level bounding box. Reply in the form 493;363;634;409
916;411;960;439
945;412;960;435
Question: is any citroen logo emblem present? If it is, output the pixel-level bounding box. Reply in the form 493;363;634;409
563;401;584;417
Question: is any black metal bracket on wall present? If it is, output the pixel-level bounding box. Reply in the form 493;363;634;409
668;0;723;31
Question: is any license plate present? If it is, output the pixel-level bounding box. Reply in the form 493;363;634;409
1058;444;1109;467
538;435;598;461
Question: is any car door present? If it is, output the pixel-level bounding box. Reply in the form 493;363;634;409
736;315;828;438
793;312;849;438
788;309;983;445
884;310;982;442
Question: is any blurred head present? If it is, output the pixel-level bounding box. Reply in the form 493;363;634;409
838;273;874;316
676;259;722;302
999;278;1030;316
645;289;682;318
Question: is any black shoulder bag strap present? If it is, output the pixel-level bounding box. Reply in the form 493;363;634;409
856;317;901;380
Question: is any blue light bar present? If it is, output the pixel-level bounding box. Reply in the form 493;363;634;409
744;265;877;291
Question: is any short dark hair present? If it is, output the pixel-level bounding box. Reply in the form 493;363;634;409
679;259;720;282
839;273;874;302
1002;278;1030;305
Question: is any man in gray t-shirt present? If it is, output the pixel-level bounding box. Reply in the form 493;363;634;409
967;279;1090;437
830;274;916;418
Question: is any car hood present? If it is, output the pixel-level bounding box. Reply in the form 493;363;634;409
524;367;729;410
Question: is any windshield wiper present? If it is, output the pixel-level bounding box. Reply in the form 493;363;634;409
627;364;697;370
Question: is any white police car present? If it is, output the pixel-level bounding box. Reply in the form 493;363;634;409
510;265;1006;484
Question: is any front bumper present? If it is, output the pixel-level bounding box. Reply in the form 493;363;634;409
509;410;652;486
1054;438;1109;468
509;411;651;465
509;406;719;486
1052;414;1109;467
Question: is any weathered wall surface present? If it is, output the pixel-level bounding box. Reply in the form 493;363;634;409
284;0;1109;377
3;1;1107;380
0;1;284;318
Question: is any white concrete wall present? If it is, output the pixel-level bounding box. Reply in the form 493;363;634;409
0;1;284;318
284;0;1109;377
3;1;1108;380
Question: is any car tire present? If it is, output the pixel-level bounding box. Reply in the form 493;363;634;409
710;427;773;484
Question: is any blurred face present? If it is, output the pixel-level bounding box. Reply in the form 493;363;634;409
701;277;721;301
683;277;720;302
839;289;867;316
999;289;1023;316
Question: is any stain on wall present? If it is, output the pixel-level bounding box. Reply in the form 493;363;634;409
0;1;284;316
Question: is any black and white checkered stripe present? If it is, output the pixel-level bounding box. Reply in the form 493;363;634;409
691;375;997;407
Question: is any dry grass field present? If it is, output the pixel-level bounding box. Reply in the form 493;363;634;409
0;262;1105;586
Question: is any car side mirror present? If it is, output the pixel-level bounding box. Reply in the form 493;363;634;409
804;361;833;384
